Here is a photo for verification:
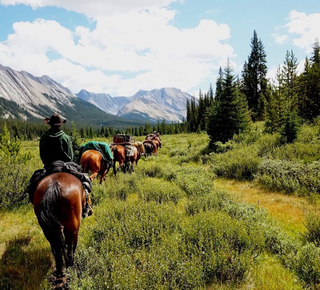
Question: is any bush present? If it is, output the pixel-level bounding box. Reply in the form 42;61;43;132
137;177;185;204
209;146;260;180
304;211;320;246
256;159;320;195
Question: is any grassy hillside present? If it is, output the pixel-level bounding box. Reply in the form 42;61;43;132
1;129;320;289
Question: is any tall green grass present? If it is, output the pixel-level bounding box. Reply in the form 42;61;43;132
3;131;320;288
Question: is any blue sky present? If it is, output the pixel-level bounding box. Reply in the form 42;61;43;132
0;0;319;97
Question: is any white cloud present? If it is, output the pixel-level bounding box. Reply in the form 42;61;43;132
272;33;288;44
0;1;233;96
285;10;320;53
0;0;182;19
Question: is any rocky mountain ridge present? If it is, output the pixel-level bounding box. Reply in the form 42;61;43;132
0;64;193;125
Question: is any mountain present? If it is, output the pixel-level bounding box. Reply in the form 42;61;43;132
76;89;133;115
0;64;142;129
0;64;193;127
77;87;193;123
118;88;192;123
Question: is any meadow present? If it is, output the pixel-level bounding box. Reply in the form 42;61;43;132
1;126;320;289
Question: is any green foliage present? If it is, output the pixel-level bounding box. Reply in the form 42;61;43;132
279;110;301;144
292;243;320;286
256;159;320;195
3;132;320;288
209;145;260;180
0;123;33;209
207;62;250;149
304;211;320;247
241;30;268;121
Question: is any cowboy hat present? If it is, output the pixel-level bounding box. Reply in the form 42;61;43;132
44;114;66;126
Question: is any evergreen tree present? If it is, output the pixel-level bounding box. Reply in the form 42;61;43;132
215;67;223;102
298;40;320;121
241;30;268;121
207;61;250;150
197;90;206;131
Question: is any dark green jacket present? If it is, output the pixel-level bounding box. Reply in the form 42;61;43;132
39;128;73;168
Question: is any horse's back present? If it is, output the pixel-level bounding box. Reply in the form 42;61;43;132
34;172;85;227
80;150;102;171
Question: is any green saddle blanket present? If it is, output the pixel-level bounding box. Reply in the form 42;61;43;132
79;141;113;162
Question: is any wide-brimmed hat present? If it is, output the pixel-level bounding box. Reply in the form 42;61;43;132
44;114;66;126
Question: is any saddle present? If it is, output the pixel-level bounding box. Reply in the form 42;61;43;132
26;160;92;204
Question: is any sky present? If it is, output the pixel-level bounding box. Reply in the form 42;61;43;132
0;0;320;97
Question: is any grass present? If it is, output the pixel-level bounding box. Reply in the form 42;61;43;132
1;132;319;289
0;206;52;289
214;178;311;237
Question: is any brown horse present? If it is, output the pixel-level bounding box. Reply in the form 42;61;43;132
128;145;140;172
80;150;113;183
110;144;137;173
145;133;162;148
143;139;158;157
33;172;91;285
110;144;127;173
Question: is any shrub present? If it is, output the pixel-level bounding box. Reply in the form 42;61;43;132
209;146;260;180
293;243;320;285
137;177;185;204
176;166;216;197
181;211;264;282
256;159;320;195
304;211;320;246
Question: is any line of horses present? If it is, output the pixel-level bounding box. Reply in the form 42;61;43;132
32;133;161;288
80;133;162;183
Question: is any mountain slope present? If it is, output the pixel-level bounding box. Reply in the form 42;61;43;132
117;88;192;123
77;87;193;123
0;65;142;128
76;89;132;115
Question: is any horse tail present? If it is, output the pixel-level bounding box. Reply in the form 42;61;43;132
37;182;66;265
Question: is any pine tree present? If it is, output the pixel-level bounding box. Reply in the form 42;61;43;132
241;30;268;121
207;61;250;150
298;40;320;121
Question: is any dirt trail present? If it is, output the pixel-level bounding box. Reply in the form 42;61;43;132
214;178;317;236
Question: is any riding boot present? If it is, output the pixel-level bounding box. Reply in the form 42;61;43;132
82;202;93;218
82;189;93;218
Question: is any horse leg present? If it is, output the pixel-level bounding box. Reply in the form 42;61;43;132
42;226;66;277
112;160;117;177
90;172;98;181
64;228;79;267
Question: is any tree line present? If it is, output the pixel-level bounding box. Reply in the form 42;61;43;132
186;30;320;149
0;117;187;142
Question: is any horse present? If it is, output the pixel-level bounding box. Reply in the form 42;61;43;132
134;141;145;156
143;140;157;157
142;140;156;158
110;144;134;173
134;141;145;164
33;172;92;285
110;144;128;173
145;133;162;148
80;149;113;183
128;145;140;172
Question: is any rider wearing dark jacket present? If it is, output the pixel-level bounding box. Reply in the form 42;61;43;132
40;114;73;169
27;114;92;217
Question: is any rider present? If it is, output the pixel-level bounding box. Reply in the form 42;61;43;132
40;114;73;168
27;114;93;217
